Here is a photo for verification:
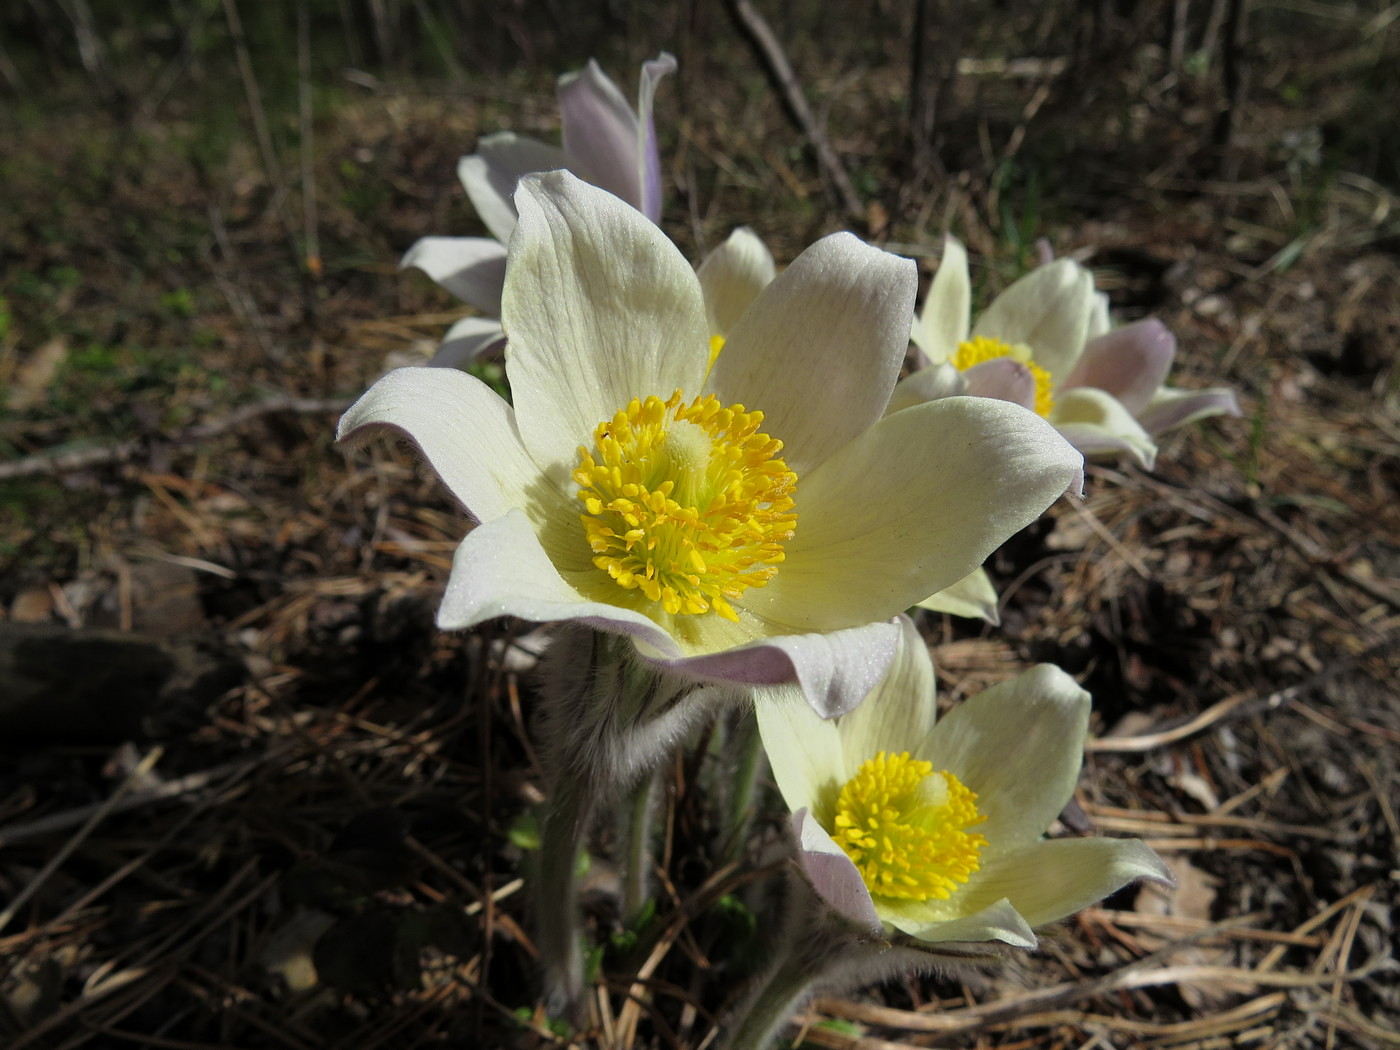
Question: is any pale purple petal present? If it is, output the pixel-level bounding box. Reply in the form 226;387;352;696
639;619;901;718
710;232;917;475
429;316;506;368
636;53;677;222
400;236;507;315
962;357;1037;410
459;133;568;243
1061;319;1175;416
1136;386;1242;436
793;810;882;933
558;59;642;208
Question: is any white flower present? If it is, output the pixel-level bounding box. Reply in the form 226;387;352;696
401;54;676;367
900;236;1241;469
339;173;1083;717
755;616;1171;943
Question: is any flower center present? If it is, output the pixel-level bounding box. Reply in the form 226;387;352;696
832;751;988;901
952;335;1056;417
573;390;797;623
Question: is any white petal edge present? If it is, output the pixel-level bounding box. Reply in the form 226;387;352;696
400;236;508;315
923;663;1089;850
502;172;709;473
337;367;538;524
429;316;506;369
793;810;883;934
883;895;1037;948
636;53;678;222
753;685;844;822
696;226;776;338
459;133;568;244
913;235;971;363
749;397;1082;631
711;232;917;475
917;567;1000;624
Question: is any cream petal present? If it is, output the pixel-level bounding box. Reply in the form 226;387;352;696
710;232;917;475
913;235;971;364
696;227;776;338
1136;385;1242;436
651;619;900;719
336;367;539;524
1087;289;1112;340
503;172;709;473
400;236;508;315
635;53;677;222
1061;320;1175;416
753;685;845;821
923;664;1089;850
559;59;642;208
916;567;1000;624
882;895;1037;947
748;398;1082;631
437;510;684;656
963;357;1037;410
459;133;568;244
953;838;1172;928
1052;387;1158;469
886;363;965;414
834;615;936;781
793;810;883;933
429;316;506;368
972;259;1096;383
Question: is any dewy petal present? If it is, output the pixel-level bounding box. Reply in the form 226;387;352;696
952;838;1172;928
923;664;1089;850
917;567;1000;625
793;810;883;934
753;685;845;821
1061;319;1175;416
972;259;1096;383
883;895;1037;948
559;59;643;208
655;619;900;719
710;232;916;475
337;367;539;525
1052;387;1158;469
886;363;966;415
438;510;684;654
635;53;678;222
962;357;1037;410
696;227;776;338
748;398;1082;631
400;236;508;315
429;316;506;369
834;615;936;781
459;133;568;244
1136;385;1242;436
503;172;709;473
913;235;971;364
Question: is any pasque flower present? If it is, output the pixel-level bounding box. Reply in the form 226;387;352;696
401;54;676;367
339;173;1083;720
754;615;1171;946
897;236;1241;469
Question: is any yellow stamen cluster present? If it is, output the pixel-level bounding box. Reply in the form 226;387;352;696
574;390;797;623
832;751;988;900
952;335;1056;418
